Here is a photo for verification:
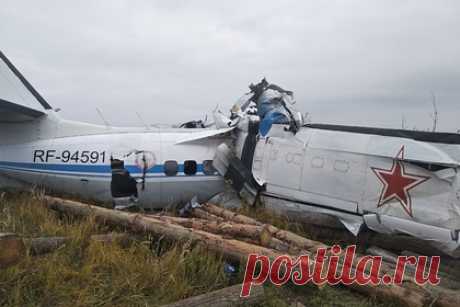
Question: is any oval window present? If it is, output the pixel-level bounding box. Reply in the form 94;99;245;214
203;160;216;175
164;160;178;176
184;160;197;175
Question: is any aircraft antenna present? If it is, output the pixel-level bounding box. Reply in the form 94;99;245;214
136;111;151;130
96;107;111;128
430;92;438;132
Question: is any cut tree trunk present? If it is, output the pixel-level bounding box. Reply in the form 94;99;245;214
202;203;262;226
192;208;226;223
159;284;264;307
0;232;134;267
26;233;134;255
0;233;26;269
26;236;67;255
147;216;263;239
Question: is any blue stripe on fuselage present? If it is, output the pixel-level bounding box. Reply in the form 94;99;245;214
0;161;205;175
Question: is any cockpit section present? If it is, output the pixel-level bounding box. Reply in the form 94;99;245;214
213;79;306;205
238;78;304;136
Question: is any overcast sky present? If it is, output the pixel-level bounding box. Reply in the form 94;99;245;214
1;1;459;131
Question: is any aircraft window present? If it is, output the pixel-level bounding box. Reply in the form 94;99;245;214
184;160;197;175
203;160;216;175
164;160;178;176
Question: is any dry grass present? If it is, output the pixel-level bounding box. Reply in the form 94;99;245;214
0;191;400;307
0;191;230;306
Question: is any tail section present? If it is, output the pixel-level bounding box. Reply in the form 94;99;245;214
0;50;51;122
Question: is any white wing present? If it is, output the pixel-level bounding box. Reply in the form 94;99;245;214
175;127;234;144
0;50;50;122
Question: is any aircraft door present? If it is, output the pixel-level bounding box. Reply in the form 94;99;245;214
301;149;367;211
131;148;160;210
110;133;161;210
252;138;268;186
264;137;305;192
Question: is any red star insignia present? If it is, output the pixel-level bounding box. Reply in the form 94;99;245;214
371;146;429;217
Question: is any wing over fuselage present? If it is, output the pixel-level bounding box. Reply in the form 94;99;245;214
0;50;230;207
2;50;460;256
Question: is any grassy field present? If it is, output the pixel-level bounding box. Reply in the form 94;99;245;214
0;191;400;307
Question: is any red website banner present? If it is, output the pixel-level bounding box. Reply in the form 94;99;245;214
241;245;441;297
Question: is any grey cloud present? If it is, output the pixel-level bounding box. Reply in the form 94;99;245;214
1;0;459;131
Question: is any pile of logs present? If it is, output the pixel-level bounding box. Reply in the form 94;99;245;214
41;196;460;307
2;195;460;307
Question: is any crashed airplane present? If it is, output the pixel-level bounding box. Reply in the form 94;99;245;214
1;50;459;257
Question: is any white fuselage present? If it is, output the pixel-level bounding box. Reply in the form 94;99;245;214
247;124;460;255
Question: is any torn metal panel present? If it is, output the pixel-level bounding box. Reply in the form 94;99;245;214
261;194;363;235
306;128;459;167
225;156;260;205
363;213;460;257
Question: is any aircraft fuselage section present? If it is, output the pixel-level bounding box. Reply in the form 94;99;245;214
0;131;225;209
253;125;460;232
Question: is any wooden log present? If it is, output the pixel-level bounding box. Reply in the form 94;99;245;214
159;284;264;307
366;246;417;280
434;289;460;307
147;216;263;240
25;233;134;255
0;233;26;268
366;246;399;264
191;208;226;223
202;203;262;225
262;224;328;251
27;236;67;255
1;232;133;268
